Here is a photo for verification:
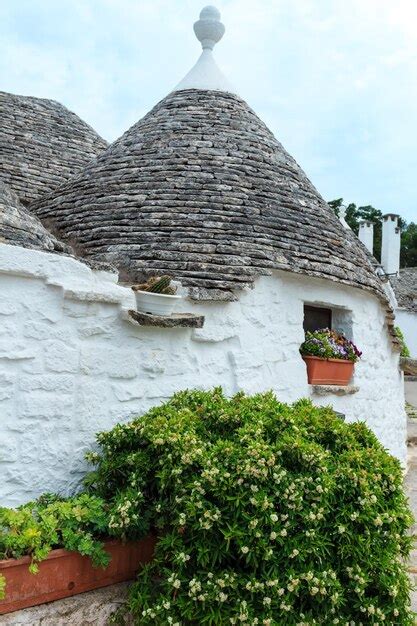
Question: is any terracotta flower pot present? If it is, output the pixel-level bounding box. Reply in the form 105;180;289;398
0;535;156;615
302;355;354;385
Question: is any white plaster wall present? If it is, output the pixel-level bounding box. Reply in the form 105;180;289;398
0;244;406;506
395;309;417;357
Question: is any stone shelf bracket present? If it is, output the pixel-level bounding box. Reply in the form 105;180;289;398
311;385;359;396
124;309;205;329
400;357;417;376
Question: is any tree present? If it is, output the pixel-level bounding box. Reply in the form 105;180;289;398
328;198;383;260
328;198;416;268
401;222;417;267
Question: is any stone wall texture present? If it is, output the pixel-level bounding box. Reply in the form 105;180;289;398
0;244;406;506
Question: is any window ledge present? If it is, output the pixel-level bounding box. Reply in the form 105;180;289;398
311;384;359;396
124;309;204;329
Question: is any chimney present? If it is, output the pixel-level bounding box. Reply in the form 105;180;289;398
358;220;374;254
381;213;400;276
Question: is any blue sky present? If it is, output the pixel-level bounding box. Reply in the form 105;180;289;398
1;0;416;222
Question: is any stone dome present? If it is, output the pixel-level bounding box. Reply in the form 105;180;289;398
32;7;386;302
0;182;68;252
0;91;107;207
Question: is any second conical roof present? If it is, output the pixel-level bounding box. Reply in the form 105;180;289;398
32;87;384;301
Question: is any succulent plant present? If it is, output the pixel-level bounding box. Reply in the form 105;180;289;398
132;275;177;296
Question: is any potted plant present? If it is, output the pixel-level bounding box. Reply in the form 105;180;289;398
300;328;362;385
132;275;181;316
0;493;155;615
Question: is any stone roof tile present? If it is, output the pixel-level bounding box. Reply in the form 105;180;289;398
0;91;107;207
33;89;387;304
0;182;69;252
391;269;417;312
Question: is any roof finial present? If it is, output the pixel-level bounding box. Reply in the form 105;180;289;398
173;5;234;94
194;6;225;50
338;205;351;229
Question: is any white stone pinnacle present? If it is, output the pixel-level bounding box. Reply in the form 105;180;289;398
173;5;236;95
338;206;351;230
193;5;225;50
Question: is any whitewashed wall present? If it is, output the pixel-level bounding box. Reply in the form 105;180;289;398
0;244;406;506
395;309;417;357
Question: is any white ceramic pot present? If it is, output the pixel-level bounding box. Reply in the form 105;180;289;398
134;290;181;316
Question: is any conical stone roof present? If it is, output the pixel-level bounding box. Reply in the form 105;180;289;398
0;182;68;252
32;7;386;302
390;269;417;312
0;91;107;207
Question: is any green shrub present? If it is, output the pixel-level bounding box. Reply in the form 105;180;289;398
394;326;411;358
0;493;111;575
86;389;414;625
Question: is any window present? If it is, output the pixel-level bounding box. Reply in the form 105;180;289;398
303;305;332;333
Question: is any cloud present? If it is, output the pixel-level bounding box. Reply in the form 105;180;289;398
0;0;416;221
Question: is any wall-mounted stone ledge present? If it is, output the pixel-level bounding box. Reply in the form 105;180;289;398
311;384;359;396
400;357;417;376
63;288;122;304
125;309;205;329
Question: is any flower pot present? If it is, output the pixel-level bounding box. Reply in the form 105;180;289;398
0;535;156;615
302;356;354;385
134;290;181;316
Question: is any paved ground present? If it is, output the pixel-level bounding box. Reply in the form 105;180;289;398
406;417;417;613
0;582;131;625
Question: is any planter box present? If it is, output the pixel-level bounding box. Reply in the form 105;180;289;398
0;535;156;615
303;355;354;385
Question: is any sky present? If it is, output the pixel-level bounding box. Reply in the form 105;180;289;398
1;0;416;222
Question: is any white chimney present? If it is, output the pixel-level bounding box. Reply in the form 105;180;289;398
381;213;400;276
358;220;374;254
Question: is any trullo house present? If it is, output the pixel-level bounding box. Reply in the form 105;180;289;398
0;7;406;506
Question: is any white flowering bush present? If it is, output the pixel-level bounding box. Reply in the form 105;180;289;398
85;389;414;625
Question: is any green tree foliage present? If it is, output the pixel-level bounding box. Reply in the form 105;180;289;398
401;222;417;268
86;389;414;625
394;326;411;358
328;198;416;268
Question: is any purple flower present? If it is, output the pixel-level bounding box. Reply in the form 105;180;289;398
300;328;362;362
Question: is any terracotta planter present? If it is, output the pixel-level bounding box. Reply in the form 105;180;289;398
0;535;156;615
302;355;354;385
